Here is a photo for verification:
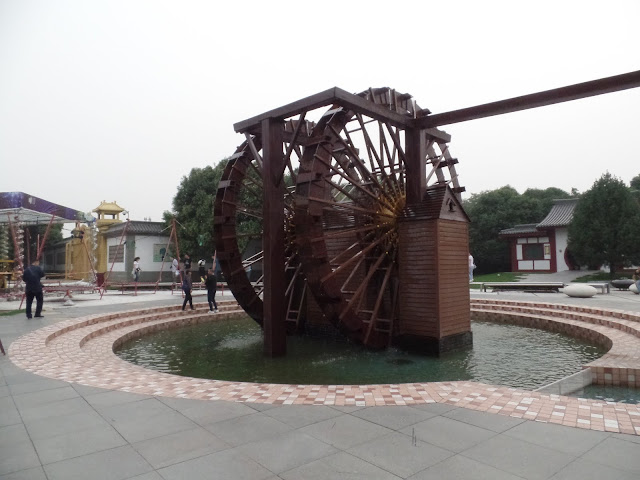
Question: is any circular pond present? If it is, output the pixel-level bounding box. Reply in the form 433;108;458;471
115;315;606;390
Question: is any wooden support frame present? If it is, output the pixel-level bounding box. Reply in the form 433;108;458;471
223;70;640;355
262;117;287;357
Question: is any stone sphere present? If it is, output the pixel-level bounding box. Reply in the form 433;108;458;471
563;284;598;298
630;283;639;294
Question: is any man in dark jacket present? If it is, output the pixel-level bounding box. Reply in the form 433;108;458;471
23;261;45;319
204;268;218;313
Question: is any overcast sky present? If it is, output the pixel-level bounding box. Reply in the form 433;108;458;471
1;0;639;226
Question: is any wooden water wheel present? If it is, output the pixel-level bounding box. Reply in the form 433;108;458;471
213;120;312;332
217;72;640;355
294;88;463;348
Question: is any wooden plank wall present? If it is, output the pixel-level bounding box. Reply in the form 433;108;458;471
397;219;439;337
397;218;470;339
436;220;471;337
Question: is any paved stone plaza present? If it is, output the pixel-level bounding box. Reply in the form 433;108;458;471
1;286;640;479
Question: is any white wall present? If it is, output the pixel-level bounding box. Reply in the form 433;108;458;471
134;235;172;272
555;227;570;272
106;234;170;273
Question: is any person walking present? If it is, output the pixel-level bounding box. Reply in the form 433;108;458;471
633;267;640;295
181;270;194;310
198;259;206;283
23;261;45;319
469;253;476;283
170;257;180;285
183;254;192;273
132;257;141;282
204;268;218;313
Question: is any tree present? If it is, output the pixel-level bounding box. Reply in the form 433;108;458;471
464;186;571;273
630;174;640;205
568;172;640;275
164;162;227;260
521;187;573;216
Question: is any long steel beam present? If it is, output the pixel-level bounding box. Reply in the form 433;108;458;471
416;70;640;128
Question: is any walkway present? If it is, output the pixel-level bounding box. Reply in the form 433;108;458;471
1;289;640;479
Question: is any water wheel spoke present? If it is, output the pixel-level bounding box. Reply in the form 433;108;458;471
363;251;396;345
321;230;394;284
353;113;396;195
306;196;388;220
244;133;263;174
381;123;407;194
322;224;380;240
339;253;367;295
329;126;399;208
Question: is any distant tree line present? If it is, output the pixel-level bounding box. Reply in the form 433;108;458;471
464;173;640;276
165;160;640;278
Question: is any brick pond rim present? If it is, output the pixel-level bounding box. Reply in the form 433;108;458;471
7;298;640;435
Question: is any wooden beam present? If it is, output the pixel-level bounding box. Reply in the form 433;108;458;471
235;88;339;133
417;70;640;128
332;88;414;129
261;117;287;357
405;128;426;204
234;87;414;134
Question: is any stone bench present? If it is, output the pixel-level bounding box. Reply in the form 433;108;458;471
585;282;610;294
481;282;565;293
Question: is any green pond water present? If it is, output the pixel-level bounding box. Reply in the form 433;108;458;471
115;316;607;391
570;385;640;405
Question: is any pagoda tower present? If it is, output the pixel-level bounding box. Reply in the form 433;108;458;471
93;201;126;279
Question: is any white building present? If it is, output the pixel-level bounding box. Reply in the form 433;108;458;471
499;198;579;273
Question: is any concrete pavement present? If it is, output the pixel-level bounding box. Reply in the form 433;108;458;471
1;288;640;479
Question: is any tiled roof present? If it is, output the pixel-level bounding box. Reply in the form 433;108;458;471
536;198;578;228
400;184;469;221
499;223;540;236
104;221;169;238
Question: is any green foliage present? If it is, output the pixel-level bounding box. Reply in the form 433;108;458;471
164;162;227;259
464;186;571;273
571;271;632;282
630;174;640;205
568;172;640;275
469;271;524;289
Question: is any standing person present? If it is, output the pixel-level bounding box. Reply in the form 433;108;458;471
469;253;476;283
181;270;194;310
132;257;141;282
23;261;45;319
198;259;206;283
204;268;218;313
170;257;180;285
633;267;640;295
183;254;192;273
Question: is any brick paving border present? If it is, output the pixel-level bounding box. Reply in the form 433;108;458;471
7;298;640;435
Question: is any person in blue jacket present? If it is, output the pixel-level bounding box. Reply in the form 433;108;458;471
23;261;45;319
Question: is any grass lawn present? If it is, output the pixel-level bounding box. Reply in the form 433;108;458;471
470;272;525;289
572;272;634;282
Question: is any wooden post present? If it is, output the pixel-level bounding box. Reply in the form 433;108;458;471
262;118;287;357
404;128;426;204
